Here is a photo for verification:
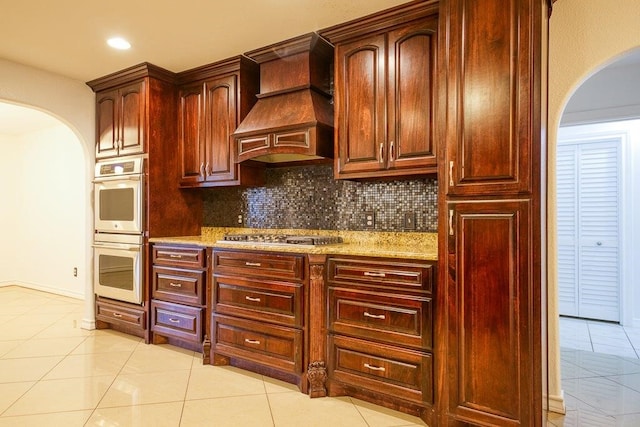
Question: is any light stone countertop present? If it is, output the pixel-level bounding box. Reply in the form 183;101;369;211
149;227;438;261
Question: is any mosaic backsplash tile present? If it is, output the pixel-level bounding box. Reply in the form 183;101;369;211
202;164;438;232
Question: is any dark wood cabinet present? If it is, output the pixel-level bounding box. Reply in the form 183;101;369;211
326;255;436;423
177;56;263;187
438;0;547;425
95;81;146;159
321;2;439;180
150;244;209;353
211;249;309;391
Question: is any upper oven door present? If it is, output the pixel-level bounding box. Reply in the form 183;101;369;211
94;174;144;234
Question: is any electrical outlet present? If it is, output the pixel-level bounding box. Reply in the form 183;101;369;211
364;211;375;228
404;212;416;230
237;214;243;224
73;267;78;277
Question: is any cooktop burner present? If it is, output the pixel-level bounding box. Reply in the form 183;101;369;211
221;234;343;246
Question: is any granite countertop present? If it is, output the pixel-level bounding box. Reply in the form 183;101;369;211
150;227;438;261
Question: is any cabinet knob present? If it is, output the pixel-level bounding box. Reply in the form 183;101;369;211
597;241;602;246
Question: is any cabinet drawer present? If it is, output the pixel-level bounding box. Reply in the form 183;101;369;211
214;277;303;327
214;250;305;281
153;245;205;268
151;300;203;343
212;314;302;374
152;266;205;306
96;299;146;330
327;257;433;293
329;288;432;350
329;335;432;404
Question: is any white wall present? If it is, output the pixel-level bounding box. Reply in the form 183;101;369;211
1;125;87;298
0;59;96;328
548;0;640;415
0;134;18;285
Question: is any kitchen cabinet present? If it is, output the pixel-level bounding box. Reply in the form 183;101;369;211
94;81;145;159
438;0;548;425
326;256;436;424
321;1;439;180
177;56;264;187
211;249;309;391
150;243;209;353
95;296;146;338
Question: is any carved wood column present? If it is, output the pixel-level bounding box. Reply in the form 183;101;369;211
307;254;327;397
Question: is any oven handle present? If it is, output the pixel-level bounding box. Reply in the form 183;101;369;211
93;175;142;183
92;242;142;251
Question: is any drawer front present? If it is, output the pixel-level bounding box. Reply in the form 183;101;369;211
96;299;146;329
214;277;303;327
329;335;432;404
153;245;205;268
327;257;433;293
214;250;305;281
151;300;203;342
212;314;302;374
329;288;432;350
152;266;205;306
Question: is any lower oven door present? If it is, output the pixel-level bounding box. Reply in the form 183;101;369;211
93;241;143;304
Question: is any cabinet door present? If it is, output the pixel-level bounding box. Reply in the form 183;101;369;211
334;34;386;177
95;89;119;159
204;75;237;183
445;199;540;426
178;83;205;185
387;18;438;173
118;81;146;157
444;0;535;196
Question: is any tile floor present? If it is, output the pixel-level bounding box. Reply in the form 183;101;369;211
0;286;427;427
546;316;640;426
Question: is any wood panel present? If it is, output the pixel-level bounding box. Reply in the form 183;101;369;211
178;83;204;184
204;75;235;181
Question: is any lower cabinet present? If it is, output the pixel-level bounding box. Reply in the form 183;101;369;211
211;249;308;391
96;297;147;339
326;256;436;423
150;244;209;354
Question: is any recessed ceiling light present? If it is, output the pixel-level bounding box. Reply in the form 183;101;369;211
107;37;131;50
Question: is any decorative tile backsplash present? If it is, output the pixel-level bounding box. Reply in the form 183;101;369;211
202;164;438;232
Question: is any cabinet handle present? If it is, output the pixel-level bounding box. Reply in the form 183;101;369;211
205;162;210;177
169;318;181;323
449;209;454;236
245;262;261;267
112;312;122;318
169;282;182;288
449;161;454;187
389;140;394;162
169;254;182;259
363;271;386;278
244;339;260;345
363;312;386;320
245;296;261;302
379;143;384;163
199;162;205;178
364;363;386;372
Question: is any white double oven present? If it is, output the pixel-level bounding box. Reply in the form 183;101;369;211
93;155;145;304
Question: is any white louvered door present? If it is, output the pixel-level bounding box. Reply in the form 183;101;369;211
557;137;621;322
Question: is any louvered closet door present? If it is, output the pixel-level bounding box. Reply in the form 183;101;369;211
557;138;621;322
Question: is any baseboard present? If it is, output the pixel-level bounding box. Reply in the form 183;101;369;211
5;281;84;300
81;318;97;330
547;391;566;414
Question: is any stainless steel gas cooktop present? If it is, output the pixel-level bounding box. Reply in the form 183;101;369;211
220;234;343;246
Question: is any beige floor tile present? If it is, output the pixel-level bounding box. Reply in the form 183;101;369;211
0;382;35;413
262;376;300;394
33;319;96;338
181;394;273;427
3;375;114;416
5;313;66;327
98;370;190;407
71;332;141;354
268;392;368;427
0;410;92;427
0;356;63;383
86;402;184;426
351;397;428;427
186;365;265;400
120;344;194;374
2;336;86;358
0;323;44;340
0;340;23;357
43;351;132;380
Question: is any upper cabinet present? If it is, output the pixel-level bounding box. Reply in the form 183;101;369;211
177;56;264;187
94;80;145;159
321;1;439;180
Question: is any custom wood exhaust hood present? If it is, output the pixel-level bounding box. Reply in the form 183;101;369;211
233;33;335;163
